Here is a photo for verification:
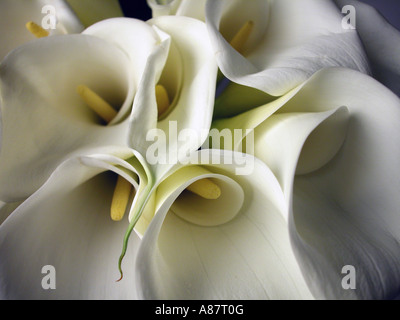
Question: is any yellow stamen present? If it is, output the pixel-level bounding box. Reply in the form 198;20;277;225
186;179;221;200
229;20;254;54
76;86;130;221
156;84;170;117
77;85;117;123
111;176;132;222
26;21;49;38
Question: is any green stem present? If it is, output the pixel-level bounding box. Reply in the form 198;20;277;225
117;182;154;281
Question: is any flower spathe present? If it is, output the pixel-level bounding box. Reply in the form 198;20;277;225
82;15;218;238
0;147;313;299
212;67;400;299
135;149;313;299
128;15;218;179
0;13;221;297
0;14;218;202
0;14;217;203
1;0;399;301
0;147;142;299
0;18;162;202
205;0;370;96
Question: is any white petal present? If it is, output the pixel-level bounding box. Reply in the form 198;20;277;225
0;35;135;201
254;107;350;201
334;0;400;96
0;149;141;299
0;0;83;61
213;67;400;299
129;16;218;179
135;150;313;299
83;18;162;124
283;68;400;299
206;0;370;95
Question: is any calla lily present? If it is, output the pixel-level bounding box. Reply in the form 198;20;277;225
205;0;370;96
108;15;218;268
0;0;84;61
212;67;400;299
0;146;313;300
334;0;400;97
135;149;313;299
0;15;217;204
0;18;166;202
0;14;219;295
128;15;218;179
0;147;144;299
147;0;373;109
49;14;218;242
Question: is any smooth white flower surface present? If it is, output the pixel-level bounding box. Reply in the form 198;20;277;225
1;0;399;301
0;14;221;299
0;147;313;300
0;15;217;204
213;67;400;299
0;147;142;299
147;0;372;96
129;15;218;180
82;15;218;238
0;0;83;61
135;149;313;299
0;18;161;202
334;0;400;97
205;0;370;96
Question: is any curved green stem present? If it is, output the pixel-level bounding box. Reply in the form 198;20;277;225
117;182;154;282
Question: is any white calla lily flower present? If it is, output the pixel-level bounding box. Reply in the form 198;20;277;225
205;0;370;96
128;15;218;179
0;18;162;202
0;147;143;299
0;0;83;61
334;0;400;97
0;14;220;296
2;0;398;302
135;149;313;299
0;15;217;203
0;147;313;300
213;67;400;299
76;15;218;249
110;16;218;270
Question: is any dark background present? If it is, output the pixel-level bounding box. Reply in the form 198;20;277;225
118;0;400;31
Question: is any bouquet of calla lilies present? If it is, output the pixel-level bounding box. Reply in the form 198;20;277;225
0;0;399;300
